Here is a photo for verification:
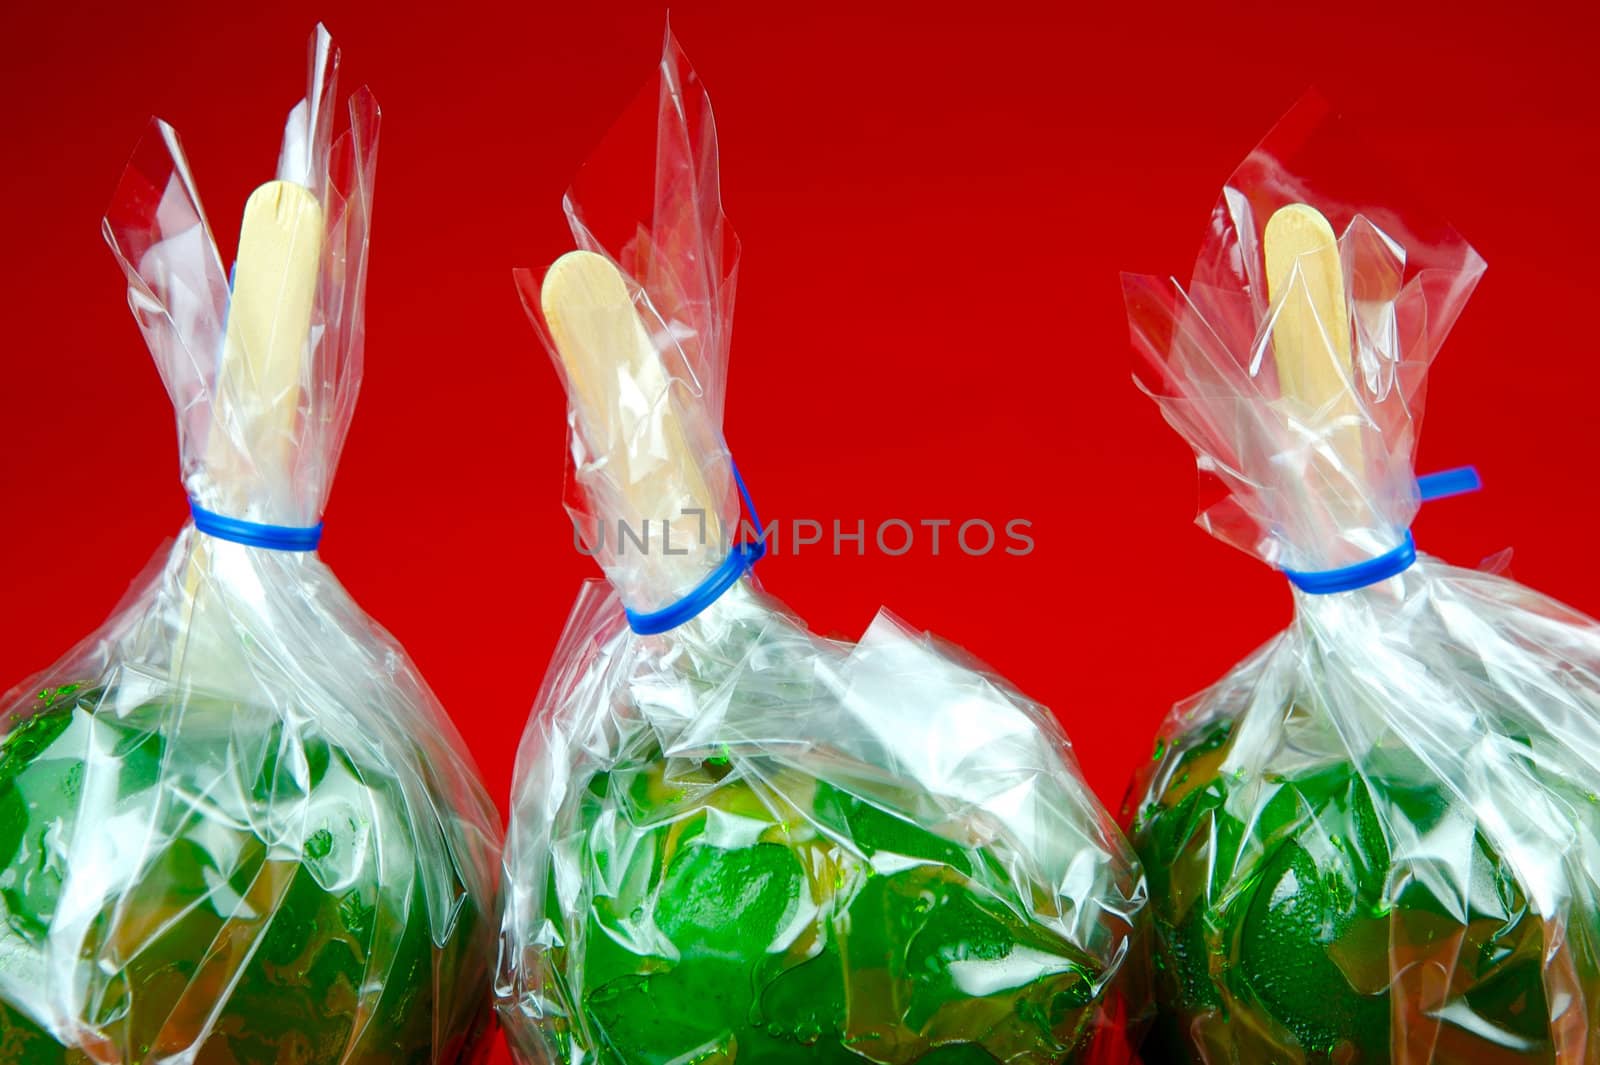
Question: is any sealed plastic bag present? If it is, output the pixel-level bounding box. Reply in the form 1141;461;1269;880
0;26;499;1062
1122;96;1600;1064
495;33;1147;1065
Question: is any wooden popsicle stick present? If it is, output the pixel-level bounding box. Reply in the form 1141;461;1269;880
1264;203;1363;488
540;250;720;547
216;180;325;474
176;181;323;669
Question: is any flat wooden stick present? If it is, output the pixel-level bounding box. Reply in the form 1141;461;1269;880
540;251;720;550
216;180;324;476
177;181;323;668
1264;203;1363;485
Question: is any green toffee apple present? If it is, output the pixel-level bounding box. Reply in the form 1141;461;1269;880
0;683;491;1064
535;737;1126;1065
510;40;1146;1062
1130;716;1594;1065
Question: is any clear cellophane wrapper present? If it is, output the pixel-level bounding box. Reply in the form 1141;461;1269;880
0;27;499;1063
1123;97;1600;1064
495;33;1148;1065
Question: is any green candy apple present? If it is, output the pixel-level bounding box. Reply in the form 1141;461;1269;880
1131;717;1596;1064
537;746;1127;1065
0;682;491;1063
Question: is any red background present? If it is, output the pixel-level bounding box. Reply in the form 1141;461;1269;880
2;2;1597;1061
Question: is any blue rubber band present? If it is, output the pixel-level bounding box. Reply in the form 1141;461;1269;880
624;459;767;636
190;500;323;551
1283;531;1416;594
1280;466;1481;595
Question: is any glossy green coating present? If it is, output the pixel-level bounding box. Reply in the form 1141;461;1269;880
0;684;489;1063
1132;717;1582;1064
544;751;1114;1064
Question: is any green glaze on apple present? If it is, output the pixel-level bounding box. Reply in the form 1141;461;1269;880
540;749;1118;1065
0;683;490;1063
1131;717;1591;1065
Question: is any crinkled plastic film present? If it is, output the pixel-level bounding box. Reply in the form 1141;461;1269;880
1123;96;1600;1063
0;26;500;1063
495;32;1148;1065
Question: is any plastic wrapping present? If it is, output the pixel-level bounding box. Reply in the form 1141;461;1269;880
495;33;1147;1065
0;27;499;1062
1123;96;1600;1063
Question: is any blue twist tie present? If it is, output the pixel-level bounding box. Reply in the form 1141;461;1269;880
625;459;767;636
190;500;324;552
1415;465;1482;502
1280;466;1480;595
